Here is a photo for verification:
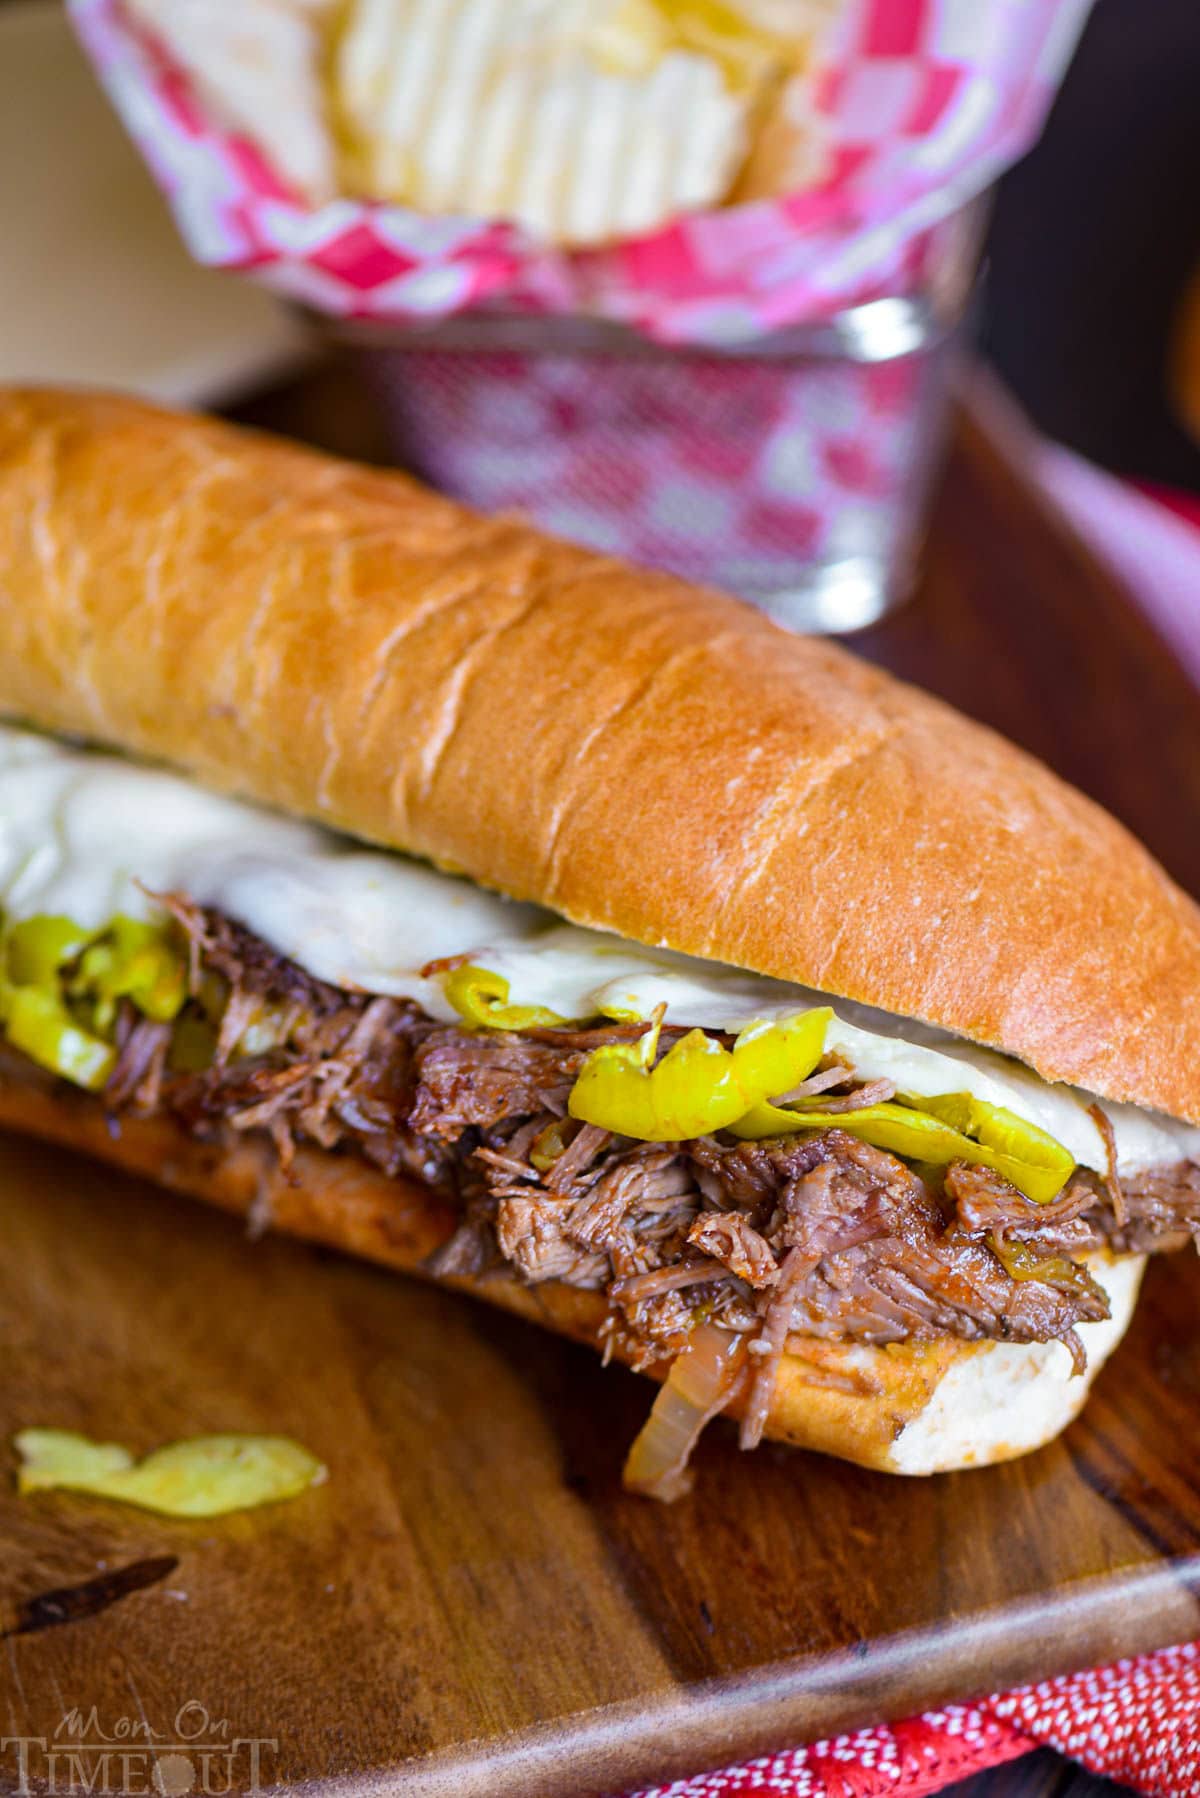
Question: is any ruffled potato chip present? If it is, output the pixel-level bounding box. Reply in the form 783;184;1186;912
332;0;761;244
123;0;846;236
15;1430;326;1518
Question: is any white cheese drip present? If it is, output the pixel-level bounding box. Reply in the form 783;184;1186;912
1;724;1197;1175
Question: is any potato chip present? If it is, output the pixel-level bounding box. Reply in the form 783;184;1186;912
332;0;758;245
129;0;848;235
15;1429;326;1518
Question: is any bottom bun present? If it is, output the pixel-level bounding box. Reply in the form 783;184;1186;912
0;1057;1145;1475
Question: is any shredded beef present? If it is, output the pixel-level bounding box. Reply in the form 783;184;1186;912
952;1158;1200;1260
688;1134;1105;1374
107;1007;173;1111
410;1028;583;1139
160;895;351;1018
784;1077;896;1114
495;1193;609;1286
155;898;447;1187
1101;1162;1200;1256
545;1123;613;1192
944;1160;1097;1247
87;900;1200;1392
1088;1102;1127;1227
742;1246;812;1448
687;1212;779;1289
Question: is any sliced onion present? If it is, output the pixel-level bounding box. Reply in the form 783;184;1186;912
622;1324;746;1503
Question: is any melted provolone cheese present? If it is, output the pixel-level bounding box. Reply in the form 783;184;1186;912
2;725;1197;1174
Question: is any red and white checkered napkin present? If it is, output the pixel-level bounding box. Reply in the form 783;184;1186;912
70;0;1092;343
624;1640;1200;1798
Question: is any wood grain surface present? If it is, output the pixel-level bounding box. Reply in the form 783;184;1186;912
0;365;1192;1798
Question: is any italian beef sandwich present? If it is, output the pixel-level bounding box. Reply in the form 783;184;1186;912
1;387;1198;1498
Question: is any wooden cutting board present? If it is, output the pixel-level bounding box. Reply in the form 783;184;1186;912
3;371;1200;1798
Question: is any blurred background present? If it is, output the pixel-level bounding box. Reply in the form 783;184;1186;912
983;0;1200;499
6;0;1197;626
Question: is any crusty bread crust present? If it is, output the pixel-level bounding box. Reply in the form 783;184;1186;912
0;1057;1142;1474
0;388;1198;1122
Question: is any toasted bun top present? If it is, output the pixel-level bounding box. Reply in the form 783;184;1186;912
1;387;1198;1121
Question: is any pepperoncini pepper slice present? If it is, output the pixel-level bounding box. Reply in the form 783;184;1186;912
1;915;114;1089
922;1092;1077;1202
731;1096;948;1155
442;964;567;1031
989;1235;1099;1295
728;1008;832;1101
5;916;96;987
73;916;188;1027
2;985;115;1091
568;1006;832;1143
729;1089;1075;1204
0;911;187;1092
530;1119;571;1173
15;1428;325;1518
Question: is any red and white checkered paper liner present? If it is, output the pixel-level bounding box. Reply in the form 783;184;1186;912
70;0;1093;343
624;1639;1200;1798
367;344;934;599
